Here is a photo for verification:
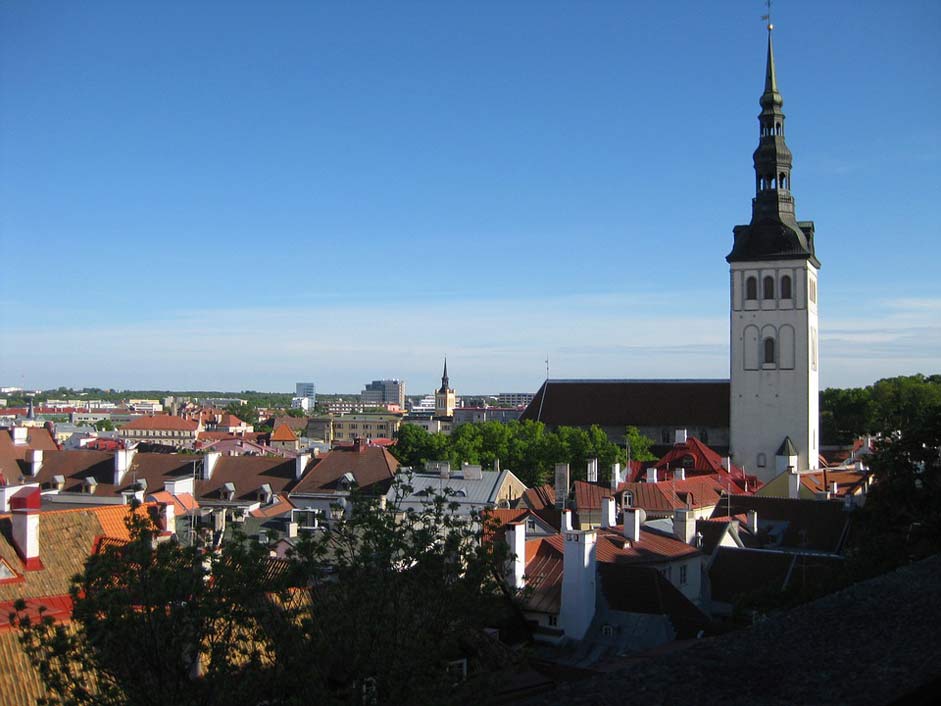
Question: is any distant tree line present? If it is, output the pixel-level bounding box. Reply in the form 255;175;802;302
391;420;655;489
820;374;941;445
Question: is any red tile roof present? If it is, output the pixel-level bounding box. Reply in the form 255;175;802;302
121;415;198;431
521;484;556;510
290;445;398;496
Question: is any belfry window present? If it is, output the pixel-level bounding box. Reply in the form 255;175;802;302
746;276;758;300
781;275;792;299
763;276;775;300
763;337;776;365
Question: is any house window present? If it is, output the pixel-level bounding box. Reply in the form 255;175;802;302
809;278;817;303
781;275;792;299
763;276;775;300
622;491;634;508
679;564;688;585
699;428;709;444
763;337;776;365
548;615;558;627
757;453;767;468
601;624;614;637
661;429;671;443
746;276;758;300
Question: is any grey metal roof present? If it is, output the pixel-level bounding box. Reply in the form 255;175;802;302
389;469;512;514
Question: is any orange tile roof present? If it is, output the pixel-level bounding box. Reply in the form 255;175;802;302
270;423;298;442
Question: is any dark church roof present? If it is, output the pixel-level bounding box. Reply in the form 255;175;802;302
519;380;730;429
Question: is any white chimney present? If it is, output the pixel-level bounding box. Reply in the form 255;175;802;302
675;429;687;445
295;453;311;480
554;464;570;508
114;448;137;486
673;508;695;545
562;508;573;531
831;481;838;495
26;449;43;476
601;496;616;529
646;467;658;483
610;462;622;492
439;462;451;480
287;521;298;538
203;451;221;480
586;458;598;483
674;468;686;481
12;426;28;446
721;456;731;471
787;468;801;499
560;529;597;640
623;508;642;542
11;487;42;570
158;502;176;536
506;521;526;590
747;509;759;534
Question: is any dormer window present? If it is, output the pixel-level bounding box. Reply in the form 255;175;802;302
258;483;273;504
682;455;694;468
622;490;634;508
223;482;236;501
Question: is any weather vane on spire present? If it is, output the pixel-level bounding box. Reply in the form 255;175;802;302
762;0;774;31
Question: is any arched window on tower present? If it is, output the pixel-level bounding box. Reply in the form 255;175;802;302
763;337;776;365
763;276;775;300
779;172;787;189
781;275;792;299
746;276;758;300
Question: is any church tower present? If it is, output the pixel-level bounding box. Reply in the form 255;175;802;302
435;357;456;417
728;24;820;482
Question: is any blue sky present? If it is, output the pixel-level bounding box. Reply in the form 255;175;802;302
1;1;939;394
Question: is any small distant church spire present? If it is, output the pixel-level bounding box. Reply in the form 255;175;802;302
439;357;450;393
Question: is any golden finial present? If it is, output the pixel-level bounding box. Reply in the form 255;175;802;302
762;0;774;31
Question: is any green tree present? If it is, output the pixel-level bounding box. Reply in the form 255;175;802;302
390;423;432;468
93;419;115;432
624;425;657;463
15;484;513;705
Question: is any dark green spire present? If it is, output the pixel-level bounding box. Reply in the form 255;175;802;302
727;25;819;267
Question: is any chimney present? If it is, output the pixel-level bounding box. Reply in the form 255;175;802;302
157;502;176;536
506;521;526;590
493;458;500;473
787;468;801;499
586;458;598;483
746;509;759;534
439;462;450;480
646;467;658;483
554;464;570;509
11;487;42;570
287;521;298;539
114;448;138;486
675;429;687;445
353;437;366;453
12;426;28;446
562;508;573;531
560;529;597;640
295;453;311;480
831;481;839;495
26;449;43;476
600;496;616;529
203;451;221;480
623;508;642;542
610;462;621;492
673;508;695;544
674;467;686;481
721;456;731;471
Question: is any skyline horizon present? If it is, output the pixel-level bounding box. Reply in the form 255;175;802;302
2;2;939;394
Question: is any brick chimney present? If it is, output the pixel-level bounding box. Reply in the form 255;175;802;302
506;521;526;590
353;437;366;454
11;487;43;570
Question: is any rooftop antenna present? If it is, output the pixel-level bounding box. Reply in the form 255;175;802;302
536;355;549;422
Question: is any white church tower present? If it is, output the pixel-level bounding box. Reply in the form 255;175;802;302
728;24;820;482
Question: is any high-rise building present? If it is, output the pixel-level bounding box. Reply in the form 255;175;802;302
292;382;316;412
360;379;406;408
727;25;820;481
